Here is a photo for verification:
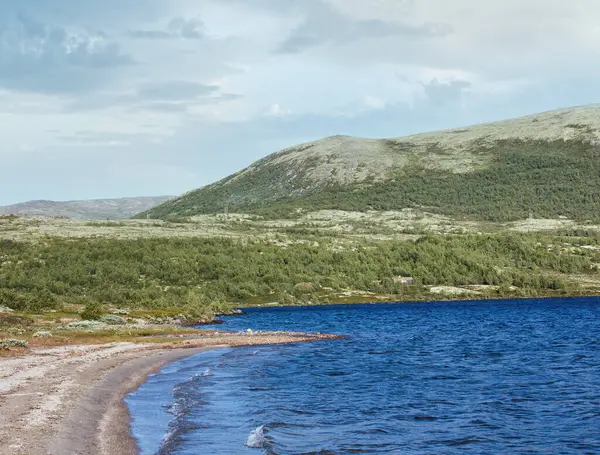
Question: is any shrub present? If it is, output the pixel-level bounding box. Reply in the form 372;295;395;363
0;289;26;311
0;313;33;326
181;290;233;324
0;338;29;349
81;301;103;320
294;282;315;294
100;315;127;325
110;308;130;315
68;320;105;329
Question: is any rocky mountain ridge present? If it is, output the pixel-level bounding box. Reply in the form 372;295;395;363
0;196;173;220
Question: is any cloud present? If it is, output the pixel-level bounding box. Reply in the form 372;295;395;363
422;79;472;106
363;96;387;110
128;30;173;40
0;0;169;24
137;81;217;101
63;80;242;113
169;17;204;39
56;130;139;146
264;103;291;117
128;17;205;40
0;14;131;94
268;0;451;53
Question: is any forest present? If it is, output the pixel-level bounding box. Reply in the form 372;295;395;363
1;230;598;318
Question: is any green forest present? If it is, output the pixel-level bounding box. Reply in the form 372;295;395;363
1;231;598;318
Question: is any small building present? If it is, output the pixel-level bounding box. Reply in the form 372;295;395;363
393;276;414;285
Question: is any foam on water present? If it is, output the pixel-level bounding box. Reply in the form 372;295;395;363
246;425;267;449
156;373;209;454
128;297;600;454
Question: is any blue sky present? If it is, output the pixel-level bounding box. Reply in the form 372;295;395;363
1;0;600;204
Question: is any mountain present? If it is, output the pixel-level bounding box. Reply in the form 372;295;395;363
139;105;600;221
0;196;173;220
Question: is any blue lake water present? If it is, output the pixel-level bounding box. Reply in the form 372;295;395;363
126;297;600;454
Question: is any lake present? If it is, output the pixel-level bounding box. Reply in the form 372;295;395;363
126;297;600;454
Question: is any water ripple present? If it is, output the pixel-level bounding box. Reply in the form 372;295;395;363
128;297;600;454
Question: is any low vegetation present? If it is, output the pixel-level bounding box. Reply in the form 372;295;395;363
5;106;600;351
1;230;599;322
0;324;217;355
255;140;600;221
0;338;29;349
139;137;600;222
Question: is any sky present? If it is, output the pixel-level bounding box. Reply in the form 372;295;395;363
1;0;600;205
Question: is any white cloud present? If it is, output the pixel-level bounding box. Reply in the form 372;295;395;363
363;96;387;110
1;0;600;204
264;103;291;117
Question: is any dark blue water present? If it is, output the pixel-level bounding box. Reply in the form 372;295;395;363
126;297;600;454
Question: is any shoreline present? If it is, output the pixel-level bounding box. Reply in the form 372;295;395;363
57;346;213;455
243;293;600;309
0;332;339;455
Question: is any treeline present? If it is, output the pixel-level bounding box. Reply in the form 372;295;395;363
0;232;598;313
141;139;600;222
253;139;600;221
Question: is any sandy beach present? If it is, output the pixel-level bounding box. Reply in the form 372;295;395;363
0;332;337;455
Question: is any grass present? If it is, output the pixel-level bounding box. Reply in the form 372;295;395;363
26;326;213;346
0;324;218;356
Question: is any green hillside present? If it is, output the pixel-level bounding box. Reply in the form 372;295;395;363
138;106;600;221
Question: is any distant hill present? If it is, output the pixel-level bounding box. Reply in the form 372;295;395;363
139;105;600;221
0;196;173;220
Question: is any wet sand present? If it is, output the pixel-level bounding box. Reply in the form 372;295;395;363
0;332;339;455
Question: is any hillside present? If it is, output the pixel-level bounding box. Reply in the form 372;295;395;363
0;196;173;220
139;105;600;221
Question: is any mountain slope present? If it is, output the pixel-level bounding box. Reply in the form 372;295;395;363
0;196;173;220
140;105;600;221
